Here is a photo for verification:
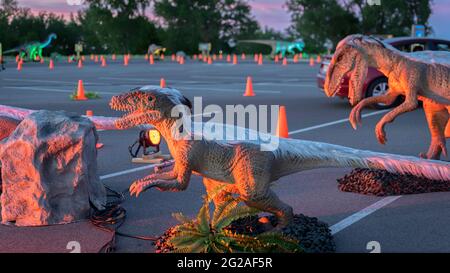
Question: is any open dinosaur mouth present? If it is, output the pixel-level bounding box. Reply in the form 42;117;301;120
110;97;161;129
329;75;346;97
114;110;161;129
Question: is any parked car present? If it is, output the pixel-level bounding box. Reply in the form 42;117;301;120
316;37;450;109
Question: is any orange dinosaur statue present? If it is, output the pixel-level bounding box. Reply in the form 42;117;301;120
325;34;450;160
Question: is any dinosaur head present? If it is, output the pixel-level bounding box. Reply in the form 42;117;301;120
110;87;192;129
49;33;57;41
325;34;369;106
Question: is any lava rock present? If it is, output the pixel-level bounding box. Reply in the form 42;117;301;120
338;168;450;196
0;110;106;226
154;214;335;253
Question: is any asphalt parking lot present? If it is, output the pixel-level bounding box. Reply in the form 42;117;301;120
1;56;449;253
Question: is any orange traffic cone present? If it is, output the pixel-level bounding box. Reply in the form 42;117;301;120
75;80;88;101
68;56;73;63
316;55;321;63
254;53;258;62
101;57;107;67
309;57;315;66
149;54;154;65
219;53;223;60
161;54;165;60
145;54;149;60
274;55;279;63
258;54;263;65
86;110;93;117
233;54;238;65
90;54;94;61
213;54;217;61
241;53;246;60
179;57;185;65
276;106;289;138
124;55;129;66
226;54;231;62
78;60;83;69
299;53;303;59
193;54;197;60
17;60;23;71
94;55;99;63
208;56;212;65
243;76;255;97
40;58;44;64
172;54;176;61
293;54;299;63
282;57;287;66
112;54;116;61
160;78;166;88
49;59;54;70
15;55;20;63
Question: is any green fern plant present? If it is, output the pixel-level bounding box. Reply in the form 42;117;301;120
69;91;100;100
168;192;303;253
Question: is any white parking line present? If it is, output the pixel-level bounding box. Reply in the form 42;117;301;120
289;109;389;135
176;85;280;94
100;165;155;180
3;78;97;85
254;82;316;87
330;196;402;235
6;86;118;95
99;77;202;84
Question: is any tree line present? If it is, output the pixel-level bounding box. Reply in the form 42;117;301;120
0;0;432;56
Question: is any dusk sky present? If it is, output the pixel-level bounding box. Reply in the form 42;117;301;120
15;0;450;39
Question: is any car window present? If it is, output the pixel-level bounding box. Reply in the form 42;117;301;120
394;42;426;52
435;43;450;52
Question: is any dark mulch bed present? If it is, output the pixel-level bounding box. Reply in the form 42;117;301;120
154;214;335;253
338;168;450;196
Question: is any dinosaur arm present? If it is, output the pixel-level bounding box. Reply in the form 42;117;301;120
375;95;419;144
129;165;192;196
349;92;399;129
129;144;195;196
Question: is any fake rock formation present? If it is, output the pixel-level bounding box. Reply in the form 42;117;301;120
0;110;106;226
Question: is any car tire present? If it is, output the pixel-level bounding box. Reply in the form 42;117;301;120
365;77;401;109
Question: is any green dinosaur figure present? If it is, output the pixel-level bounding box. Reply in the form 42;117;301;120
3;33;57;62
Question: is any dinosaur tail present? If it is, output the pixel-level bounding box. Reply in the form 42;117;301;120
273;139;449;181
3;48;20;55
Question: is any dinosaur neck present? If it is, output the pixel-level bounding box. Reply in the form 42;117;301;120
40;36;54;49
151;118;183;155
364;45;403;77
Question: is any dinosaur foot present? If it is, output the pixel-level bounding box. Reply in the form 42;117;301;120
419;140;447;160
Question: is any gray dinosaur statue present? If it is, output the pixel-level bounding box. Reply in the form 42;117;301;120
110;87;449;229
324;34;450;160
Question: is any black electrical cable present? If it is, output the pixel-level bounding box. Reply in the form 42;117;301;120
90;185;159;242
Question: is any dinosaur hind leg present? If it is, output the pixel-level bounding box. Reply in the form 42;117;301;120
242;189;294;230
203;178;237;206
420;100;448;160
233;148;293;229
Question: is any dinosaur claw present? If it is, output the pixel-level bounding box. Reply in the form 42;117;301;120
375;124;387;145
